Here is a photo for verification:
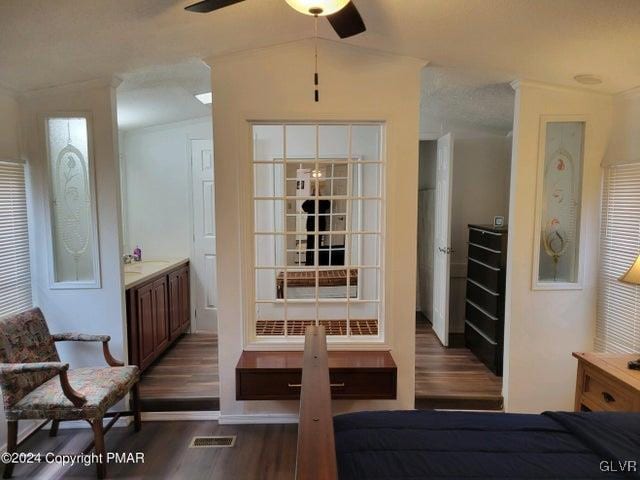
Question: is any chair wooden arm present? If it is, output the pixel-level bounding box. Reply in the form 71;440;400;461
58;369;87;408
0;362;87;408
52;333;124;367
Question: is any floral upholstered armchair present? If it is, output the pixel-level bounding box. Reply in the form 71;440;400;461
0;308;141;479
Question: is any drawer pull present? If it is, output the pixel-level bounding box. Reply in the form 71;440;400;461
289;382;345;388
602;391;616;403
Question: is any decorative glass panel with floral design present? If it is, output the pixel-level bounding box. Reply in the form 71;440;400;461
537;121;585;285
45;116;100;288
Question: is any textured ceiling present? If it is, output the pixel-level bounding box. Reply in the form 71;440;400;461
117;60;211;130
3;0;637;94
421;66;515;136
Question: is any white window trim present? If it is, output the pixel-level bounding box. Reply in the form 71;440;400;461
531;114;589;290
243;121;388;351
42;112;102;289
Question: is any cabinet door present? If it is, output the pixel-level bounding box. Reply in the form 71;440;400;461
168;270;182;339
179;266;191;328
153;277;169;351
136;283;156;369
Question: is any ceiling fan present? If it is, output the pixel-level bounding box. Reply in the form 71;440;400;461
184;0;366;39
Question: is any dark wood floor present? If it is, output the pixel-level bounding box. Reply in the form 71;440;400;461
415;315;503;410
13;421;297;479
139;334;219;411
137;323;501;411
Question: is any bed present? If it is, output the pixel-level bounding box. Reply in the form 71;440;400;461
295;326;640;480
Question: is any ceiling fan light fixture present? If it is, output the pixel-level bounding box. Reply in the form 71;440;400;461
285;0;350;16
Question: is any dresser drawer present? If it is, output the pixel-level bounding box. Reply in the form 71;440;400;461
329;371;396;399
469;228;503;251
467;258;501;293
468;243;502;269
236;351;397;401
465;300;501;342
466;280;501;316
581;368;634;412
236;371;302;400
465;321;502;375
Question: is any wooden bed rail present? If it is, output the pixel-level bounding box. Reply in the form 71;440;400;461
295;326;339;480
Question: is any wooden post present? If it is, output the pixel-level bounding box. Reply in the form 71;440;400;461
295;326;338;480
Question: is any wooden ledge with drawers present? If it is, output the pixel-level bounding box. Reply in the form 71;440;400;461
236;350;397;400
573;352;640;412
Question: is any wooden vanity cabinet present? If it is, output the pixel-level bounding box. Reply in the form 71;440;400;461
168;265;191;337
127;262;190;372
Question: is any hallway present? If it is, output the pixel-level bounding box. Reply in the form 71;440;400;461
415;316;503;410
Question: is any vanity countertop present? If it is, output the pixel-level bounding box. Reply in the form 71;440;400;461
124;258;189;290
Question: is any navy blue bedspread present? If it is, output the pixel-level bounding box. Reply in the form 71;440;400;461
334;410;640;479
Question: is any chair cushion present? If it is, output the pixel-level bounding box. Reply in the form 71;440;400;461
6;366;139;421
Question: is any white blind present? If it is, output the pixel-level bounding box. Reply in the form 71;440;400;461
596;163;640;353
0;161;32;318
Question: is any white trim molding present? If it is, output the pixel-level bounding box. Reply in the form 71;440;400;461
218;413;299;425
141;411;221;422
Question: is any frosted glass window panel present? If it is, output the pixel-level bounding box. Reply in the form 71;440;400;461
285;125;316;159
46;117;100;287
253;125;284;162
537;121;585;285
351;125;382;161
318;125;349;158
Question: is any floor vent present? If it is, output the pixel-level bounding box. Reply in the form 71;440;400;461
189;436;236;448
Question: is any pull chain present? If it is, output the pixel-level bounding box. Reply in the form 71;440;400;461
314;15;319;102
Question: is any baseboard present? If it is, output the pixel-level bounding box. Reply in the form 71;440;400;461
218;413;299;425
141;411;220;421
42;418;131;430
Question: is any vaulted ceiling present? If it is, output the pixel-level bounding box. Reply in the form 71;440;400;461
3;0;636;94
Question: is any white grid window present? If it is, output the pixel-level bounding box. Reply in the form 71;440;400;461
0;161;32;318
596;163;640;353
252;123;384;340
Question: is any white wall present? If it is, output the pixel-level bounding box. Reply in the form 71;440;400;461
20;79;126;369
449;134;511;334
120;116;212;257
0;90;20;161
604;88;640;166
503;81;613;413
206;39;424;421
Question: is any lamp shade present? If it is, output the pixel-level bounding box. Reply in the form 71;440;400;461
285;0;349;16
620;253;640;285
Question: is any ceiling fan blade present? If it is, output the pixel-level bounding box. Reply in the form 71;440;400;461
327;1;366;39
184;0;245;13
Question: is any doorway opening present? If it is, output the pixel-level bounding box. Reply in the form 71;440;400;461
415;67;514;410
117;61;219;412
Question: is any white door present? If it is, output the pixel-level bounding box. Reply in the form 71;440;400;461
191;139;217;332
432;133;454;346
